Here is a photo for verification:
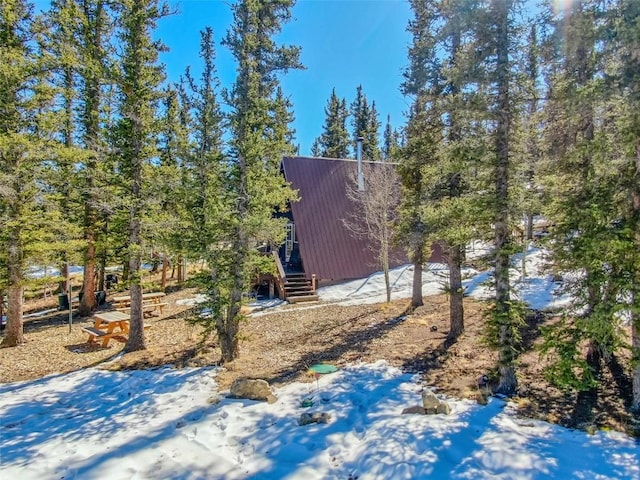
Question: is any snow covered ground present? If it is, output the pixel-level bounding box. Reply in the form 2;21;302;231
317;244;572;313
1;362;638;479
2;246;639;479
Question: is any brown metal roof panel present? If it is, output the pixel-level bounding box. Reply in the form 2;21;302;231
283;156;397;281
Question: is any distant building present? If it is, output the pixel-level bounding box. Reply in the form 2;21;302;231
279;156;444;285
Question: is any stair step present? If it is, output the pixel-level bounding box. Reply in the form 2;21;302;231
285;285;314;292
284;281;310;287
280;269;316;303
287;294;319;304
286;290;316;297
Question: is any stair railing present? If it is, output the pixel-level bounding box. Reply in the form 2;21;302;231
271;251;287;300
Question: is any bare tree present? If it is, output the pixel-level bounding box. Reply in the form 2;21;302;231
343;162;400;303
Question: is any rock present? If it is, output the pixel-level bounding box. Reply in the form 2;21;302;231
422;390;440;410
229;378;277;403
476;391;489;406
298;412;331;426
436;402;451;415
402;405;426;415
430;325;438;332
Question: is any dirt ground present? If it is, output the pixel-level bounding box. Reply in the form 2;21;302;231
1;287;638;437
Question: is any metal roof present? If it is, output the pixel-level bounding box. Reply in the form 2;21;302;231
282;156;443;282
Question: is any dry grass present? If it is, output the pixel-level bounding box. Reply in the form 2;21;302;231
1;287;637;436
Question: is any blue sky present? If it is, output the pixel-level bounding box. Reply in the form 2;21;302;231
157;0;413;156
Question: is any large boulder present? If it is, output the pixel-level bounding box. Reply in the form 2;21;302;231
402;405;426;415
420;389;451;415
436;402;452;415
422;390;440;410
229;378;277;404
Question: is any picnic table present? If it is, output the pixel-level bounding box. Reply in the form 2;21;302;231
112;292;167;316
82;311;130;347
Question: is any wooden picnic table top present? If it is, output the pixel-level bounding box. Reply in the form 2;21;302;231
94;311;130;323
87;311;131;347
112;292;166;303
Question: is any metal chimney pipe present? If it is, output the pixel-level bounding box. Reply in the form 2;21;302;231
356;136;364;191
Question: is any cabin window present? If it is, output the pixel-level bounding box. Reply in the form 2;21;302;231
285;222;295;262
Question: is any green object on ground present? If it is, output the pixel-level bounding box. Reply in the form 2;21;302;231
309;364;338;374
301;398;314;408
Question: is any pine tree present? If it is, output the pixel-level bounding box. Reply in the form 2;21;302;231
37;0;85;296
153;85;188;290
75;0;112;316
218;0;302;362
364;100;381;161
484;0;520;395
400;0;483;334
350;85;380;160
521;24;542;241
0;0;64;346
614;0;640;414
181;27;225;257
538;0;623;397
113;0;168;352
310;138;321;157
312;88;350;158
398;0;442;310
382;114;400;161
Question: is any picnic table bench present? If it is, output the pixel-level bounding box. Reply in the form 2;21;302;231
114;301;168;317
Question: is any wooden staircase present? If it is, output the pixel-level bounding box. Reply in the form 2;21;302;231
271;252;318;304
283;273;319;304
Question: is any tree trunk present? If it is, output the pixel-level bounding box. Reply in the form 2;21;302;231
631;140;640;412
526;214;534;240
122;261;129;282
494;0;516;396
124;68;145;352
78;225;97;316
78;1;104;317
125;279;145;352
3;231;25;346
382;237;391;303
2;201;26;347
59;261;69;298
219;230;245;363
447;244;464;342
177;255;183;283
218;156;249;363
2;284;25;347
632;289;640;412
411;248;424;309
124;188;145;352
160;256;168;291
384;263;391;304
98;233;108;292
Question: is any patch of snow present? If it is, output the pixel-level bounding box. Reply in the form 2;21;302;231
1;362;638;479
176;294;209;306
